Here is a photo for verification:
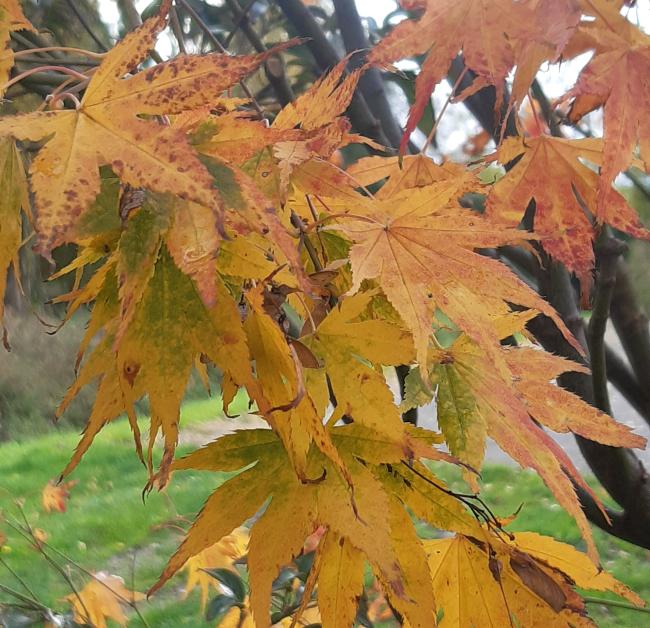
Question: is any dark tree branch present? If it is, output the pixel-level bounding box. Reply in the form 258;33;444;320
529;258;650;548
605;345;650;426
276;0;392;147
64;0;108;52
332;0;403;150
610;258;650;409
447;56;517;142
587;235;627;415
223;0;295;106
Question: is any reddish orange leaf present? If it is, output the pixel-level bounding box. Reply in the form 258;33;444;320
41;479;78;513
485;135;649;294
560;0;650;211
368;0;580;151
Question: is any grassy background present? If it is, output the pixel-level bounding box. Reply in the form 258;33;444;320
0;400;648;627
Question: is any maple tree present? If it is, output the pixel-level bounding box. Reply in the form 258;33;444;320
1;0;649;625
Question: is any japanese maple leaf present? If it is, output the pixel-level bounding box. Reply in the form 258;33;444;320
347;155;469;199
485;136;650;293
560;0;650;213
0;3;293;256
368;0;580;151
330;180;580;370
408;315;645;561
0;0;36;95
424;532;641;627
303;291;415;444
151;426;453;627
271;58;367;197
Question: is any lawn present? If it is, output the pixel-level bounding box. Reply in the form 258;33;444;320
0;399;648;627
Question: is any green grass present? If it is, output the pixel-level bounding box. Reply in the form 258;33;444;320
0;404;648;627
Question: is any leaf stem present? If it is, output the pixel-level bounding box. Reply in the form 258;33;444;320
420;67;467;155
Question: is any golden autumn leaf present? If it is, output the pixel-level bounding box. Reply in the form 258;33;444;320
329;180;581;371
302;291;417;448
346;154;469;200
151;426;451;628
182;527;249;611
64;572;144;628
243;282;351;486
508;531;644;606
486;135;650;293
41;479;77;513
560;0;650;210
425;531;643;626
425;535;586;626
0;1;295;257
368;0;580;151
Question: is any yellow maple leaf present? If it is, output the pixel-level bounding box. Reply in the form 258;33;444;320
424;531;643;627
64;572;144;628
183;527;249;611
57;251;256;487
151;426;453;628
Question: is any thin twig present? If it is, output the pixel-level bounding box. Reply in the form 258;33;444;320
0;556;41;603
6;514;92;625
0;582;50;613
15;56;99;67
3;65;88;91
169;6;187;55
64;0;108;51
14;46;105;60
223;0;295;105
223;0;258;48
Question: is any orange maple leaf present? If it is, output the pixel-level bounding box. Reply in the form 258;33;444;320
485;135;650;294
329;180;581;370
41;479;78;513
560;0;650;213
368;0;580;151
